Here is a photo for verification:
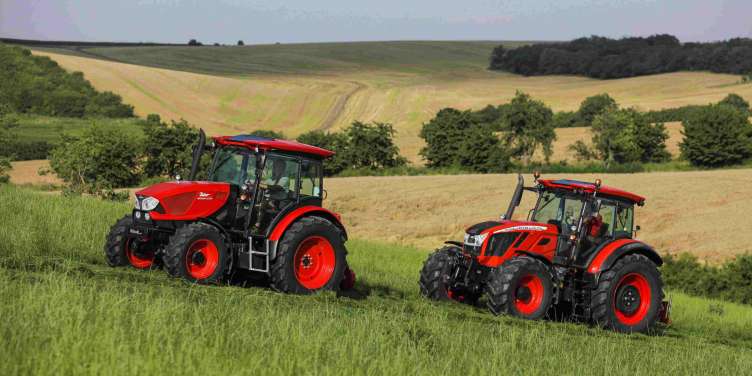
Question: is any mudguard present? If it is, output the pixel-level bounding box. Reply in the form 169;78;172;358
586;239;663;274
267;205;347;242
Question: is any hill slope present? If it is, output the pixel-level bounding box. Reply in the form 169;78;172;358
1;185;752;375
29;42;752;163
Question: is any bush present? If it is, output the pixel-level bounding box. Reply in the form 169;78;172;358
457;125;510;173
141;119;198;178
590;108;670;165
0;140;53;160
577;94;618;126
49;125;142;192
419;108;476;168
680;104;752;167
0;157;10;183
718;93;750;116
662;253;752;305
342;121;407;170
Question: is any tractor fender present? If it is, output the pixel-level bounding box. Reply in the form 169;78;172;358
514;251;553;267
268;205;347;242
586;239;663;274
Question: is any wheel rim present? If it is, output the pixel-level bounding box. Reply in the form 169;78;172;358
125;239;154;269
293;236;336;290
613;272;651;326
185;239;220;280
514;274;545;315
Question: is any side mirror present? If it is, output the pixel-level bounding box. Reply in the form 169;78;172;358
322;189;328;200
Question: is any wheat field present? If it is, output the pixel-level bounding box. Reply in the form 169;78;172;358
32;44;751;163
325;169;752;261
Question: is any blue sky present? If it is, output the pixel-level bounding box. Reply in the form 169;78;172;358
1;0;750;44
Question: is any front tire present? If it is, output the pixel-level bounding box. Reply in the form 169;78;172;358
590;254;663;333
270;217;347;294
104;215;156;269
163;223;229;284
486;256;553;319
418;246;469;302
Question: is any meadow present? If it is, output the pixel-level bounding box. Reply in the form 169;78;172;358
1;185;752;375
29;42;752;163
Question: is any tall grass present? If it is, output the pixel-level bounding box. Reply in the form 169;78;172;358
1;185;752;375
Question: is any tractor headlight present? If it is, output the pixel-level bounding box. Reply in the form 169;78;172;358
464;233;488;247
140;196;160;211
134;197;141;210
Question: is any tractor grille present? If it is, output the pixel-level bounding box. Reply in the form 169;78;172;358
484;233;519;257
464;244;482;256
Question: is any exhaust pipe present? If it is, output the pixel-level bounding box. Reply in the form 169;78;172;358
503;174;524;220
189;129;206;181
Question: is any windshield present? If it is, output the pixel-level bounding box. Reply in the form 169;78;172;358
208;147;257;185
532;192;584;229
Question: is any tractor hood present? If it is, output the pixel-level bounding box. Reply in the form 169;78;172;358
466;220;556;236
135;181;231;221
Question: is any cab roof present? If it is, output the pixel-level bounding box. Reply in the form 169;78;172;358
537;179;645;205
213;135;334;158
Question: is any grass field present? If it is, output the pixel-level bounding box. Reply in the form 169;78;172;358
29;42;752;163
1;185;752;375
9;115;143;144
324;169;752;261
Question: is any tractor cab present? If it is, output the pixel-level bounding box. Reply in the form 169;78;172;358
420;173;668;333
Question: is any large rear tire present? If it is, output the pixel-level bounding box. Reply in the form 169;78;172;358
590;253;663;333
486;256;553;319
270;216;347;294
104;215;156;269
163;223;229;284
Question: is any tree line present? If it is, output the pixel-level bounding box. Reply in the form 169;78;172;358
490;34;752;79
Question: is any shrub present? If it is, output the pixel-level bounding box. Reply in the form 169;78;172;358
0;157;10;183
419;108;475;168
297;130;350;176
590;108;670;165
342;121;407;170
0;140;53;160
49;125;142;191
141;119;198;179
680;104;752;167
718;93;750;116
457;125;511;173
662;253;752;305
551;111;578;128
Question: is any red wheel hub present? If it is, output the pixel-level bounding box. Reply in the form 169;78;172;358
514;274;545;315
125;239;155;269
293;236;336;290
613;272;651;325
185;239;219;280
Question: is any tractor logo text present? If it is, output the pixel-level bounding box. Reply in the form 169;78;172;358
197;192;213;200
495;225;547;233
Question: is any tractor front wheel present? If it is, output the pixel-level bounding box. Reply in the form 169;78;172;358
163;223;229;284
419;246;476;303
486;256;553;319
270;217;347;294
590;254;663;333
104;215;156;269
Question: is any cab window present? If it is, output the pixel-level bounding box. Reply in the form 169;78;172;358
300;160;322;198
261;155;299;195
533;193;584;230
614;205;634;234
209;147;256;185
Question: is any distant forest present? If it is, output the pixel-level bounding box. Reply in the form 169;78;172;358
489;34;752;79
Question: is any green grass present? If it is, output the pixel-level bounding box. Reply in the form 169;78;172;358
10;115;143;144
32;41;523;77
1;185;752;375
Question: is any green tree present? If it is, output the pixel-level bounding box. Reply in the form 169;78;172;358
419;108;476;167
718;93;750;116
0;157;10;183
341;121;407;169
142;119;199;178
498;91;556;164
680;104;752;167
296;130;349;175
577;93;618;126
49;125;142;191
590;108;670;165
457;125;510;172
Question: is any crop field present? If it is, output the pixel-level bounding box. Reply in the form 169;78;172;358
325;169;752;261
29;42;752;163
1;185;752;375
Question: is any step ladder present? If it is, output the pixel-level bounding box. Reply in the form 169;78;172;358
248;237;269;273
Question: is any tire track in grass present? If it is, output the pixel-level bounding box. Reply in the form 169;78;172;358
318;81;366;130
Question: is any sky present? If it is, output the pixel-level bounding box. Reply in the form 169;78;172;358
0;0;750;44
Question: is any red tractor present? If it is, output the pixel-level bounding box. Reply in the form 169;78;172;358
104;131;355;293
419;174;670;333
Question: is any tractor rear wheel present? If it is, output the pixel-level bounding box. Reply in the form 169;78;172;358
270;216;347;294
590;254;663;333
163;223;229;284
419;246;476;303
486;256;553;319
104;215;156;269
